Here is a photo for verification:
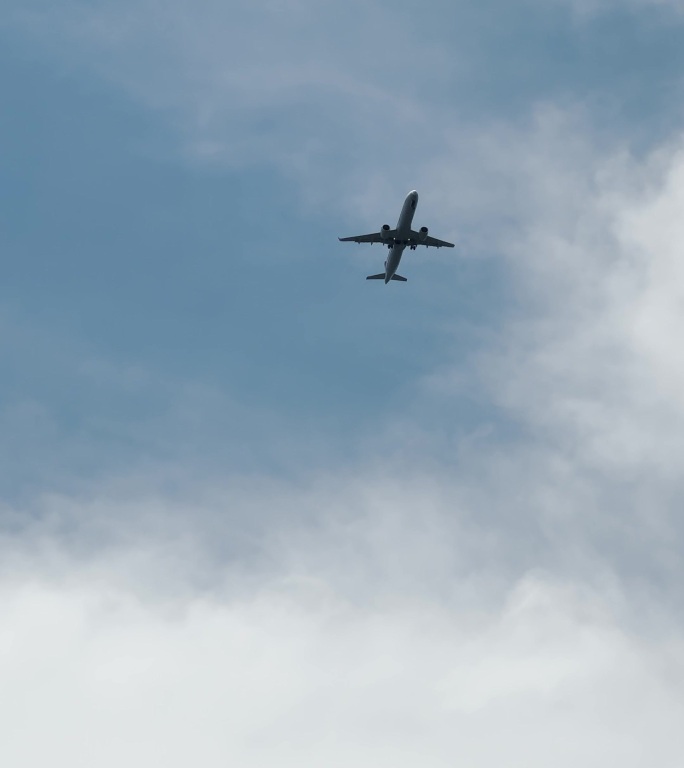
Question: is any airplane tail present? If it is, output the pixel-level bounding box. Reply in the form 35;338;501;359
366;273;407;281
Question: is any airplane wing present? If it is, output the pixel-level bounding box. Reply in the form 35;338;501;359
408;230;455;248
338;230;396;244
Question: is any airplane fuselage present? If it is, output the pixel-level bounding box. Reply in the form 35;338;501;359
384;190;418;283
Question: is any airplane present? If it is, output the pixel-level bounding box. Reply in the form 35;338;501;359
338;190;454;283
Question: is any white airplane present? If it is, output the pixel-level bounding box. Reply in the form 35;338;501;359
339;190;454;283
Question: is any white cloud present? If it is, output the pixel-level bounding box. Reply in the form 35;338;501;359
1;364;683;765
478;126;684;481
1;481;683;767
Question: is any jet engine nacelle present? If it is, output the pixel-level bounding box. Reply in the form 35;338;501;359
380;224;391;240
419;226;429;241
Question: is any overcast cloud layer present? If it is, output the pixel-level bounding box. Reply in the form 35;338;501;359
2;1;684;766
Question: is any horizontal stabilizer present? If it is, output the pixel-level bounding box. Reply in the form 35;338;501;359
366;273;386;280
391;274;407;281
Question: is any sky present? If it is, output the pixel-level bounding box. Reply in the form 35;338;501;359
2;0;684;765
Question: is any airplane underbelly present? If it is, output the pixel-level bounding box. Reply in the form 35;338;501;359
386;248;402;275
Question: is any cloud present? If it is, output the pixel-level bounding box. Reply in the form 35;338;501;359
13;0;684;218
1;473;684;767
6;0;450;189
480;124;684;479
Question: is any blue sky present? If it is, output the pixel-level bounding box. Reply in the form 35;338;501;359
1;3;518;493
3;1;684;765
3;0;682;494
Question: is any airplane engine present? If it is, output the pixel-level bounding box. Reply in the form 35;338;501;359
380;224;391;239
419;226;429;241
